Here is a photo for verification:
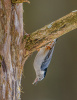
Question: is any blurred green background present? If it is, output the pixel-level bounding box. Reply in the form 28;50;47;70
21;0;77;100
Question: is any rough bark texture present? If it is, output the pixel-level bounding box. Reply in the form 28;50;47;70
0;0;24;100
0;0;77;100
23;11;77;57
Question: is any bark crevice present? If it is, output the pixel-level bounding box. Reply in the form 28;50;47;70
0;0;77;100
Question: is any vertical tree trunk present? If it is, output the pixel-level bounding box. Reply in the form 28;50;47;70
0;0;77;100
0;0;24;99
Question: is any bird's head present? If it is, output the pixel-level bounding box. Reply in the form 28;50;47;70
32;70;47;84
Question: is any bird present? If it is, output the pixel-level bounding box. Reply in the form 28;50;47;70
32;39;57;84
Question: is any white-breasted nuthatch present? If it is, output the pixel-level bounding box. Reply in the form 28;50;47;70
32;39;57;84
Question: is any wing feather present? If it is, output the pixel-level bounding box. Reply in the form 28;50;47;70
41;39;57;71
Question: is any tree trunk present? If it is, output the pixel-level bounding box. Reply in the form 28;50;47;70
0;0;77;100
0;0;24;99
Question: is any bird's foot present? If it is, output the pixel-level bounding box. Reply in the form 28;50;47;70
46;45;51;50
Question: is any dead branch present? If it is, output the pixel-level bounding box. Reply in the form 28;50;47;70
0;0;77;99
23;11;77;57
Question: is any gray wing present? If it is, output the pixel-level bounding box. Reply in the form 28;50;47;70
41;44;55;71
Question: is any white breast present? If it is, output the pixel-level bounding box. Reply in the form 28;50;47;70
33;47;49;75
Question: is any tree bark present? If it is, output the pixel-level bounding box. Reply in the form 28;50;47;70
0;0;24;100
23;11;77;57
0;0;77;100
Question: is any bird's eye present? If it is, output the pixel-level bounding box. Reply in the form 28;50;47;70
39;77;44;81
39;78;41;80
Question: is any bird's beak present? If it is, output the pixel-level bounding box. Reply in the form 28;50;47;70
32;78;38;85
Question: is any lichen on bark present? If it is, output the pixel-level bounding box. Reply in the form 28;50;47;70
0;0;77;100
